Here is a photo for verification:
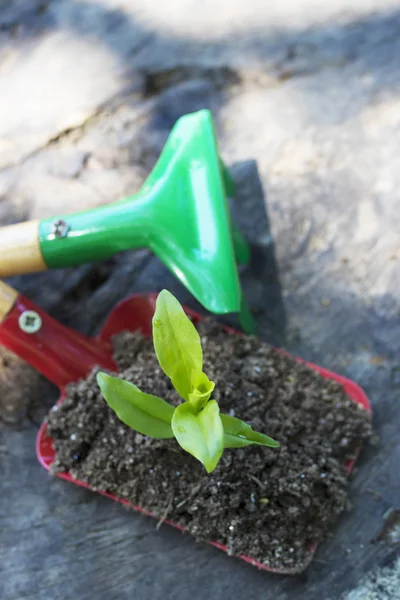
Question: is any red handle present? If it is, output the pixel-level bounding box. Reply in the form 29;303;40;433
0;295;116;389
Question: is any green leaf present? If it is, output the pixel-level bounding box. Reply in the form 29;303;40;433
221;414;280;449
97;372;174;439
153;289;202;400
188;370;215;411
172;400;224;473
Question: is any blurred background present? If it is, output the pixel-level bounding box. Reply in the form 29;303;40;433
0;1;399;599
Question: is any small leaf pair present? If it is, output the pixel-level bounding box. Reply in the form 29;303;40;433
97;290;279;473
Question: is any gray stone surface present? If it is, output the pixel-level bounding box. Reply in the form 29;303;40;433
341;558;400;600
0;1;399;598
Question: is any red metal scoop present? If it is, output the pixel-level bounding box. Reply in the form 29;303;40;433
0;286;371;574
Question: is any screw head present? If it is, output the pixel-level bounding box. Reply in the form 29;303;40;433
51;219;69;238
18;310;42;334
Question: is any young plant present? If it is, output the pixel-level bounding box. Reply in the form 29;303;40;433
97;290;279;473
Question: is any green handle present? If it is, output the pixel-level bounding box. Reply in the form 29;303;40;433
39;194;150;267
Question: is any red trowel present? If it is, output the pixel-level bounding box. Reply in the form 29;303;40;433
0;281;371;574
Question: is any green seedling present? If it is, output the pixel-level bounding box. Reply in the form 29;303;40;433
97;290;279;473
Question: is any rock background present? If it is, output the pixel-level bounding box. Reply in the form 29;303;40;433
0;1;399;598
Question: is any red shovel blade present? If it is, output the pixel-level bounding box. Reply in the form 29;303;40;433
1;292;371;574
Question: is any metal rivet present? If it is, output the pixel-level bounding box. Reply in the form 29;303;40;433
51;219;69;238
18;310;42;334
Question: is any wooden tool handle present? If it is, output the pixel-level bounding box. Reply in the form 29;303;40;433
0;220;47;277
0;281;18;322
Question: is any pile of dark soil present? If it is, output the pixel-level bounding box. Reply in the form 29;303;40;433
46;320;372;571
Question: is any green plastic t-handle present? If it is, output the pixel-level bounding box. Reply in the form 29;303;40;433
38;110;250;319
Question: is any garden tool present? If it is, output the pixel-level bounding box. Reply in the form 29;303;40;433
0;280;371;575
0;110;252;328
